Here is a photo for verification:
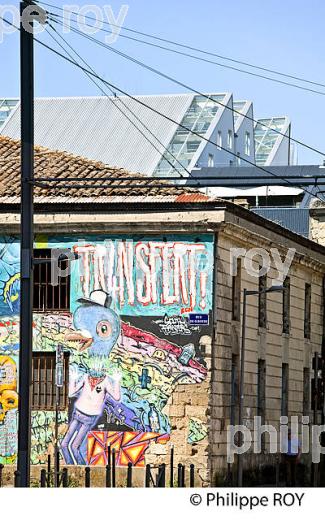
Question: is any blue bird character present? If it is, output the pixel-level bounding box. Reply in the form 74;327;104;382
62;290;121;465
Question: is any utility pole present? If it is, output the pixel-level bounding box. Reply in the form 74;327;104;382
17;0;35;488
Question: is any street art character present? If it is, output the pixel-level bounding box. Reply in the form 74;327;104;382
0;355;18;423
61;290;121;464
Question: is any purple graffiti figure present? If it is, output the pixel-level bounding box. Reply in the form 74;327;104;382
61;290;121;465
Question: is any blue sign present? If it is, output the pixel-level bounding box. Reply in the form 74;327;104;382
189;313;209;325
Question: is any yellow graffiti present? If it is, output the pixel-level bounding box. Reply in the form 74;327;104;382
3;273;20;306
0;390;18;422
0;355;18;423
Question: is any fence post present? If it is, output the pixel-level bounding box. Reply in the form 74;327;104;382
106;464;111;488
181;464;185;487
0;463;3;488
112;449;116;488
62;468;68;488
127;462;133;488
170;446;174;488
145;464;151;488
40;469;47;488
157;463;166;488
177;463;182;488
47;455;51;487
85;467;91;488
190;464;195;487
14;470;21;488
55;451;60;488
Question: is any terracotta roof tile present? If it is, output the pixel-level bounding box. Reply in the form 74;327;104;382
0;135;216;203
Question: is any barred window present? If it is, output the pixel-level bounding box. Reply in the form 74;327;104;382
33;249;70;311
32;352;69;411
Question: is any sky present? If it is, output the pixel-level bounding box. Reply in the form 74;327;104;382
1;0;325;164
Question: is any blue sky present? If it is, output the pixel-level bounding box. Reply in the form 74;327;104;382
1;0;325;164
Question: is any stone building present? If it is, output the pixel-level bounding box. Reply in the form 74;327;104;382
0;136;324;486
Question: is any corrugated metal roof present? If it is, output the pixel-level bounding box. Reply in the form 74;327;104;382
1;95;195;175
252;207;310;237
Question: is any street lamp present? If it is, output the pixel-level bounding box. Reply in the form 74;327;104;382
237;284;284;487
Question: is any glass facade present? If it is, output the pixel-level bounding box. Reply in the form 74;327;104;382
254;117;286;166
153;94;225;177
0;99;18;129
233;101;246;127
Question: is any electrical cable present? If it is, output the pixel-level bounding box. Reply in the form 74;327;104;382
0;14;322;202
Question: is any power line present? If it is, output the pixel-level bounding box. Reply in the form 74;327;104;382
39;0;325;92
48;14;325;160
46;22;197;181
2;15;321;203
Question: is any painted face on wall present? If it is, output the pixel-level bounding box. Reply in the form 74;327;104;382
66;290;120;358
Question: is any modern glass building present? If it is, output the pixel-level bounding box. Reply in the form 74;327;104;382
0;93;294;177
254;116;291;166
0;99;18;130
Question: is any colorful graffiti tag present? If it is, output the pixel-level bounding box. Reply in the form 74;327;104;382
87;431;169;467
188;417;208;444
0;234;214;466
0;355;18;463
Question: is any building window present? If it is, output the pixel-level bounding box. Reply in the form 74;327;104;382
232;258;241;321
230;354;239;426
245;132;251;156
32;352;69;411
208;153;214;167
281;363;289;417
227;130;233;149
282;276;290;334
304;283;311;339
257;359;266;449
217;131;222;150
258;273;267;328
33;249;70;311
303;367;310;417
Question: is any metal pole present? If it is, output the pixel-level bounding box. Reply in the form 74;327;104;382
62;468;68;488
190;464;195;487
112;448;116;488
0;463;3;488
170;445;174;488
14;470;21;488
313;353;319;486
17;0;34;488
40;469;46;488
237;288;247;487
85;467;91;488
145;464;151;488
127;462;132;488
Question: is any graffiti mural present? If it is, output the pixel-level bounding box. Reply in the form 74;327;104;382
0;355;18;463
31;411;68;465
188;417;208;444
87;431;169;467
0;234;214;466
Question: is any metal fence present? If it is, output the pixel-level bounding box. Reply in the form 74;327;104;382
0;448;198;488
